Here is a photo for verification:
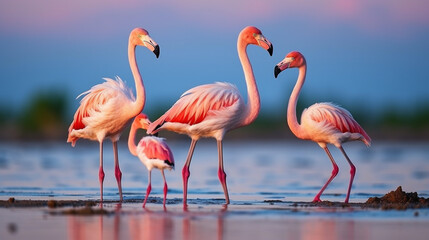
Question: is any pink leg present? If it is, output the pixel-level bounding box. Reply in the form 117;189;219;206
340;146;355;203
143;171;152;208
113;141;123;202
161;170;168;206
182;139;197;208
217;140;230;204
98;141;105;203
313;147;339;202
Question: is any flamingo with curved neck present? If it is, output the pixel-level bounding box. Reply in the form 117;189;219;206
67;28;160;202
128;113;175;208
147;26;273;207
275;51;371;203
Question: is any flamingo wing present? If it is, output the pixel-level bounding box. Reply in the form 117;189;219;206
147;82;241;133
138;137;174;165
67;77;134;146
302;102;371;145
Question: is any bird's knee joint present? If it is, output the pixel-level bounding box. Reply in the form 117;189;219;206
99;169;105;181
218;169;227;179
115;171;122;180
182;167;190;179
332;166;339;176
350;166;356;175
115;166;122;180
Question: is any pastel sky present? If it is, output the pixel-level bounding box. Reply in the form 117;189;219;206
1;0;428;116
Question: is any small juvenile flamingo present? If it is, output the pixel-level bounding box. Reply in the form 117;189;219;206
67;28;160;202
274;51;371;203
128;113;175;208
147;26;273;206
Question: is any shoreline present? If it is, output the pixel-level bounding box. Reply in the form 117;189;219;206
2;186;429;213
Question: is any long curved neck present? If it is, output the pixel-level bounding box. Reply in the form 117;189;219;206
129;42;145;116
287;64;307;139
238;39;260;127
128;122;138;156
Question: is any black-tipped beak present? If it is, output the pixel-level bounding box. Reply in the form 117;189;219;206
274;65;281;78
153;45;160;58
267;44;273;56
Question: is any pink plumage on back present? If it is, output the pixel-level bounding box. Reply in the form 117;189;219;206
138;137;174;165
67;28;159;203
128;115;175;207
145;26;273;207
275;50;372;203
67;77;134;146
303;103;371;146
147;82;240;133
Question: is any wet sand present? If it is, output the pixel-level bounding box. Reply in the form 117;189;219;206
2;186;428;210
1;187;429;240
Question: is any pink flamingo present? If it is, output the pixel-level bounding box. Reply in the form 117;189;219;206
128;114;175;208
274;51;371;203
67;28;160;202
147;26;273;206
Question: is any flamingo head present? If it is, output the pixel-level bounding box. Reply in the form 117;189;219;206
130;28;160;58
133;113;152;130
274;51;306;78
239;26;273;56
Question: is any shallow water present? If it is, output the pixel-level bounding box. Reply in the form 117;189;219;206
1;140;428;203
1;140;429;240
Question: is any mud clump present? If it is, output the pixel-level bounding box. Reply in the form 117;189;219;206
47;200;58;208
366;186;429;210
60;207;110;215
0;198;99;208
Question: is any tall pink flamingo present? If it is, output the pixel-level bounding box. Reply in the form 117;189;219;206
128;113;175;207
274;51;371;203
147;26;273;206
67;28;160;202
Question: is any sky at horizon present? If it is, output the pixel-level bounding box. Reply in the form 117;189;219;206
1;0;428;117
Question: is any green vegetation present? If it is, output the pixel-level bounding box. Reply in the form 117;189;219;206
0;90;69;140
0;90;428;141
378;104;429;130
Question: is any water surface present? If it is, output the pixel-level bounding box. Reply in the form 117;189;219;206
1;140;428;203
1;140;429;240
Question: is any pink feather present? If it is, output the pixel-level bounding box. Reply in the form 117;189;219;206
137;136;174;165
303;103;371;146
147;82;240;134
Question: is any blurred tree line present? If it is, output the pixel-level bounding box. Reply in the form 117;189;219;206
0;91;428;141
0;89;68;140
